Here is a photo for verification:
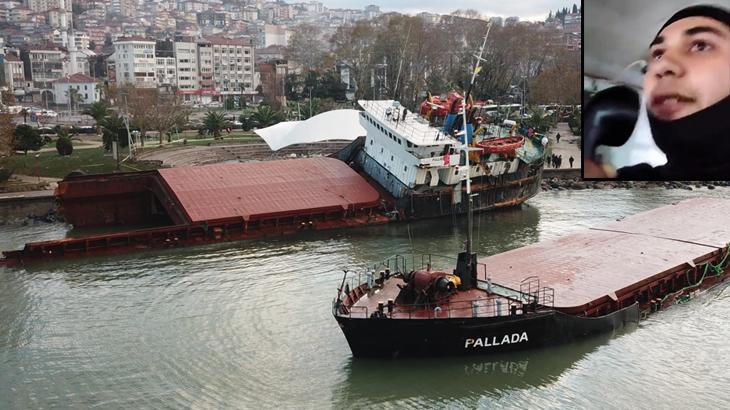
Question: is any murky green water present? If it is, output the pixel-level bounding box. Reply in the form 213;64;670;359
1;188;729;408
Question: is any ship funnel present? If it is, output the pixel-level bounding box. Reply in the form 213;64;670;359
455;251;478;289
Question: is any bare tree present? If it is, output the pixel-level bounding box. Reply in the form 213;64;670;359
151;93;190;145
0;113;14;157
287;23;327;71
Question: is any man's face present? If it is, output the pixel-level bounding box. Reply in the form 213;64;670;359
645;16;730;121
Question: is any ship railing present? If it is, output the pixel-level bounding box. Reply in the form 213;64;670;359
334;292;529;320
334;253;555;318
360;100;446;145
519;276;555;310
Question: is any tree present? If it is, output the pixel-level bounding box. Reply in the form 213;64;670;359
251;105;283;128
120;85;158;147
287;23;327;71
572;4;578;14
521;107;552;134
239;113;255;131
149;93;190;144
100;112;127;151
56;130;73;156
225;96;236;110
203;110;230;139
0;113;14;157
1;90;16;105
12;124;43;154
82;101;111;132
569;109;581;136
65;87;81;112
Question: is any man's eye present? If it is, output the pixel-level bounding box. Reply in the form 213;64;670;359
691;41;712;52
651;50;664;60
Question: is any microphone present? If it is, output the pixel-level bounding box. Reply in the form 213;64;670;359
583;86;640;161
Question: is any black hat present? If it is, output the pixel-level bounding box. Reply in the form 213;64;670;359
658;4;730;34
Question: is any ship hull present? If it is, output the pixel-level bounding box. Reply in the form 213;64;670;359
356;150;544;219
334;303;639;358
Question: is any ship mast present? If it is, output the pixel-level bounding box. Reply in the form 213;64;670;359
462;23;492;256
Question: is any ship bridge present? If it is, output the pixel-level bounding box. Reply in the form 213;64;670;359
358;100;459;149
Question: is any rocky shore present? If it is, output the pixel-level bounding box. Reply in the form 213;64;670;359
542;178;730;191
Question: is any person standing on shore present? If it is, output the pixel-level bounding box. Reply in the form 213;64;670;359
569;156;574;168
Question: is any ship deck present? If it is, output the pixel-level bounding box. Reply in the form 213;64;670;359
479;198;730;313
346;277;514;319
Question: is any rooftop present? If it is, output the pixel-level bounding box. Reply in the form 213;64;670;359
358;100;457;146
53;73;98;84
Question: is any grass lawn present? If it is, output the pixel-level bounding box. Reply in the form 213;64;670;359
171;133;262;146
0;148;160;178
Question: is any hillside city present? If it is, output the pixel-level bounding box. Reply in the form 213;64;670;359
0;0;581;109
0;1;582;189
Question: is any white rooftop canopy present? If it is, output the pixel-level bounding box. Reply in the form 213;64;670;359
255;109;366;151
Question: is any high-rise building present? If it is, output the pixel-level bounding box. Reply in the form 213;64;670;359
113;37;157;88
208;36;255;99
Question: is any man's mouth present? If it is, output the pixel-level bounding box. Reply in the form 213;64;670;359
650;93;696;119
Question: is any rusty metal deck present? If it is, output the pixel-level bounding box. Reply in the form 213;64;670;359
158;157;381;223
479;198;730;311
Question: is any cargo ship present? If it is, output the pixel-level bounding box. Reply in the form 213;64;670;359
332;197;730;358
353;95;545;220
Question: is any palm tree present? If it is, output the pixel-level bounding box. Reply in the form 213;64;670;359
82;101;111;133
65;88;81;113
251;105;283;128
99;112;127;151
203;110;230;140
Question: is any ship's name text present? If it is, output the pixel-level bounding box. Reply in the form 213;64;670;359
464;332;528;348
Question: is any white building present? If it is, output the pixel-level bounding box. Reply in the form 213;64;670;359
208;36;255;100
3;53;25;91
156;56;176;87
27;0;71;12
52;72;99;105
173;40;198;92
264;24;288;47
113;37;157;88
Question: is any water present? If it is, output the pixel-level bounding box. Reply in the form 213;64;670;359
1;188;729;409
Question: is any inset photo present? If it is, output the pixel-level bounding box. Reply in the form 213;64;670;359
584;1;730;180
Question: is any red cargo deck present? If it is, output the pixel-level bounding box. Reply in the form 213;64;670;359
1;157;388;264
158;157;381;222
480;198;730;315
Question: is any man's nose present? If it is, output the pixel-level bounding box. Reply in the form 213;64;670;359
651;51;685;78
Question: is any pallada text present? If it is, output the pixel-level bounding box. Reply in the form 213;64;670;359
464;332;528;348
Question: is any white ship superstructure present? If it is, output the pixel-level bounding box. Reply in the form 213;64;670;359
358;100;524;198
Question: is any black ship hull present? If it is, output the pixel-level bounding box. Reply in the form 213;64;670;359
334;303;639;358
355;149;544;220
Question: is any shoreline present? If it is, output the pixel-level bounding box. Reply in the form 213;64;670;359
542;178;730;191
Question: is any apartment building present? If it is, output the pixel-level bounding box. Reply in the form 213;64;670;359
208;36;255;101
3;53;25;90
113;37;156;88
173;39;198;92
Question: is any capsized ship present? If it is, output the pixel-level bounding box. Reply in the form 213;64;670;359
354;94;545;220
332;197;730;357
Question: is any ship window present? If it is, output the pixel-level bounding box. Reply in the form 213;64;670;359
397;138;402;145
390;155;394;161
407;141;413;148
404;166;408;172
370;139;373;145
381;147;384;153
